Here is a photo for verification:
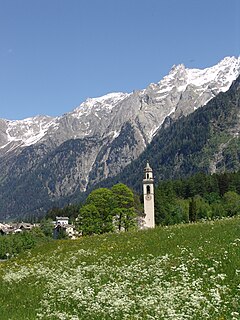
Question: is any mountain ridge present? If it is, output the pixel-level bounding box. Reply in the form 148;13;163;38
1;56;239;150
0;56;240;219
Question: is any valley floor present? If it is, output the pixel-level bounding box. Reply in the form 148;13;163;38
0;217;239;320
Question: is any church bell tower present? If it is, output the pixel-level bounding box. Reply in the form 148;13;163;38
143;162;155;228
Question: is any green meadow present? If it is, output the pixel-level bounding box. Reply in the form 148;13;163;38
0;217;239;320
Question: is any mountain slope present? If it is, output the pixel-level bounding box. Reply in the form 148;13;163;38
102;74;240;194
0;57;240;219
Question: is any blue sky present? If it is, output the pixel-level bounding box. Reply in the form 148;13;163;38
0;0;239;120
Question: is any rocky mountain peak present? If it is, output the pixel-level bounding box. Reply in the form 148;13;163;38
169;63;186;74
73;92;130;115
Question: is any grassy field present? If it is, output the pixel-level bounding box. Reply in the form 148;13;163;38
0;217;239;320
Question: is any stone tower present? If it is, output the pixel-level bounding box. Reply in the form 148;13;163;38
142;161;155;228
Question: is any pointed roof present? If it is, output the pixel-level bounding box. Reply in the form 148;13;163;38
144;161;152;171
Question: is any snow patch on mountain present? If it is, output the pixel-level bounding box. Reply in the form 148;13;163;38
142;56;240;141
72;92;130;118
155;56;240;96
108;130;121;140
186;56;240;91
5;116;57;147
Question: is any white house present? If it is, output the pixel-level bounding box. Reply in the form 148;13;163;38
56;216;69;226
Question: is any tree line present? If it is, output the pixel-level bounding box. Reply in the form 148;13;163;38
155;171;240;225
46;171;240;230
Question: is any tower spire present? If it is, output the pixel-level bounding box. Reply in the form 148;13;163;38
142;162;155;228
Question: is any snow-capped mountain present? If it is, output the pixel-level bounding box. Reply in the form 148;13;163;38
1;56;239;152
0;116;57;154
0;56;239;218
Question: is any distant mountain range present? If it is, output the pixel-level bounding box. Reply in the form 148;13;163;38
0;56;240;219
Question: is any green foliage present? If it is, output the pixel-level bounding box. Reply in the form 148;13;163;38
77;183;138;235
223;191;240;216
77;204;101;236
190;196;209;221
193;195;212;220
174;198;189;223
189;197;197;222
40;219;54;238
85;188;116;233
0;228;50;259
154;181;177;225
46;203;81;223
111;183;137;231
210;202;226;219
55;227;68;240
154;170;240;226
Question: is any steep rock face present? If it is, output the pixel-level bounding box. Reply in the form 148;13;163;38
35;138;103;197
0;138;103;217
0;56;240;218
88;121;146;186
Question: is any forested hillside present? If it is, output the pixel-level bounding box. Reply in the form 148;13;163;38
96;75;240;194
154;171;240;225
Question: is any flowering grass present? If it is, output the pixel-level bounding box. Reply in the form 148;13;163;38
0;217;239;319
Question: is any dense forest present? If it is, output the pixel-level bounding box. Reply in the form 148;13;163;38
154;171;240;225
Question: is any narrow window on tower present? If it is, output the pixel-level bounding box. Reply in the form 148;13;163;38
147;185;150;194
147;173;149;179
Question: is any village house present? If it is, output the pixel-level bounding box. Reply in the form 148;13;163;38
0;218;79;240
53;216;79;239
0;222;16;235
0;222;37;235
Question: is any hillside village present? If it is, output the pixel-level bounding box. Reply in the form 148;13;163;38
0;216;79;239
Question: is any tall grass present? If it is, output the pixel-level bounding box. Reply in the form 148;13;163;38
0;217;239;319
